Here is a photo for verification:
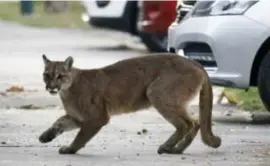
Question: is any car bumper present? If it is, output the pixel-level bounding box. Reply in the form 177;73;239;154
168;15;269;88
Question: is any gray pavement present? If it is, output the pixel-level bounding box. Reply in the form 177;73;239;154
0;20;270;165
1;109;270;166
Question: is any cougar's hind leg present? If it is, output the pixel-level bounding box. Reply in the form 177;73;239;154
147;78;189;154
168;86;201;154
147;72;201;155
154;105;190;155
172;117;200;154
150;101;198;155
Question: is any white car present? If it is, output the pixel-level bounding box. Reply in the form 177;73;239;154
167;0;270;111
82;0;138;35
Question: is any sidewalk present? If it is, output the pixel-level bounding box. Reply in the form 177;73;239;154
1;88;270;124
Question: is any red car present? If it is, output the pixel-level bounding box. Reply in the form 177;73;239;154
137;1;177;52
83;0;193;52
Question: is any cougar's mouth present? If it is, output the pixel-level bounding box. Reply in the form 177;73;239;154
49;89;58;95
46;87;59;95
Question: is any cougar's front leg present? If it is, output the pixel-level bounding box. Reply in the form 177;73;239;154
59;115;109;155
58;123;102;154
39;115;80;143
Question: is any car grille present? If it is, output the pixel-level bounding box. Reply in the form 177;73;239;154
183;42;217;68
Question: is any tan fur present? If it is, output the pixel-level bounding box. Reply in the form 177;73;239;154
38;53;221;155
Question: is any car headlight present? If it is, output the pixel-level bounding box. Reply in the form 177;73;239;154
192;0;258;17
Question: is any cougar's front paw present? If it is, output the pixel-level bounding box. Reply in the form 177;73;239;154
38;128;58;143
59;146;76;154
157;145;173;155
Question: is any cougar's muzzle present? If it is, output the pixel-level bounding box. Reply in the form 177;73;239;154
45;84;60;95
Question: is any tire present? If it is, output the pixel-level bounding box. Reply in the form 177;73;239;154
257;52;270;112
139;32;168;53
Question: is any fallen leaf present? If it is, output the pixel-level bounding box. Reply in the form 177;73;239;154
6;85;24;93
0;92;7;96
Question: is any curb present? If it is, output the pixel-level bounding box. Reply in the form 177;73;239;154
211;110;270;124
1;92;270;124
189;105;270;125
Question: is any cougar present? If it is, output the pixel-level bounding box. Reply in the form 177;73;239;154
38;53;221;155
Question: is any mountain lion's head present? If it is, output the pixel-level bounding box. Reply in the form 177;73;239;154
42;54;74;95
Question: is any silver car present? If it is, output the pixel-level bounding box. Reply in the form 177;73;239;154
167;0;270;112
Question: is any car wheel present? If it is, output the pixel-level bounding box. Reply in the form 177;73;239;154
139;32;168;53
257;52;270;112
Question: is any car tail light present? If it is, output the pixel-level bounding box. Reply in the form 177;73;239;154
141;1;177;21
138;1;177;33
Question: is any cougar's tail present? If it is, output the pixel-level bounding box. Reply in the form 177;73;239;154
199;73;221;148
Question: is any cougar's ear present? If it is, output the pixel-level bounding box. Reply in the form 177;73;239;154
42;54;50;65
64;56;74;70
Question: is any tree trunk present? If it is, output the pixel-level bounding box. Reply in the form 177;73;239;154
44;1;70;13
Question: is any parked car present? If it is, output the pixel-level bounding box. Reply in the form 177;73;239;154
167;0;270;111
81;0;191;52
82;0;138;36
137;1;177;52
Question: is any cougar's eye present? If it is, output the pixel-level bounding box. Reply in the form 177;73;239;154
56;74;63;80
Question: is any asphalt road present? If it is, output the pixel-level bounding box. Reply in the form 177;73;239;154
1;109;270;166
0;21;270;166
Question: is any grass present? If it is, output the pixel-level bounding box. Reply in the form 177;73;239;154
0;1;88;28
223;87;265;112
